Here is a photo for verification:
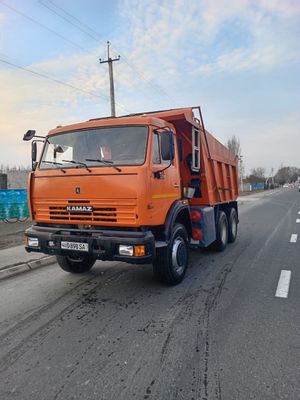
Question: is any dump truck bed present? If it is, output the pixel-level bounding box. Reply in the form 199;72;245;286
148;107;239;206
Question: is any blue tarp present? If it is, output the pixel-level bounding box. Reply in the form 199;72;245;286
0;189;29;219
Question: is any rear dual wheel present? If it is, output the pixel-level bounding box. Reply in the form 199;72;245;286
228;208;238;243
214;208;238;251
214;211;228;252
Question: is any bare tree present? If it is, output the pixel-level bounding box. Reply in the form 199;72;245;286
226;135;241;157
227;135;244;190
251;167;266;179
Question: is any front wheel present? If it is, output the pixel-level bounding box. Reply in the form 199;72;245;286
153;223;189;285
56;254;96;273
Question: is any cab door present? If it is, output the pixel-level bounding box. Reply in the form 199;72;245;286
150;130;181;225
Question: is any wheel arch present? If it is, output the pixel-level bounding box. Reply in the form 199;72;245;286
164;201;192;241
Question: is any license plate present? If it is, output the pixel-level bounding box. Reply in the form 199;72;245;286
61;241;89;252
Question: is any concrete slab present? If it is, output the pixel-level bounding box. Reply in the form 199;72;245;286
0;245;47;270
0;245;55;280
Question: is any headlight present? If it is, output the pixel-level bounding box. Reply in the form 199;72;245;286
28;237;39;247
119;245;133;256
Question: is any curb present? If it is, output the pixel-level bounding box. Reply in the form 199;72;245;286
0;256;56;281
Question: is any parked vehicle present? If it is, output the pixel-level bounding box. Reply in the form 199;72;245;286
23;107;239;285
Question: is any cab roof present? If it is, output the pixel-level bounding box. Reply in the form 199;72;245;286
48;107;199;136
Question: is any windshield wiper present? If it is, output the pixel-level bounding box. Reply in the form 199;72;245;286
41;160;66;173
85;159;122;172
62;160;92;173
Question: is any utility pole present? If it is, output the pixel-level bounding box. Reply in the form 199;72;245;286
99;41;120;117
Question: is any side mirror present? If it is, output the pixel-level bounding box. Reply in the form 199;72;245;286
161;131;174;161
23;130;36;141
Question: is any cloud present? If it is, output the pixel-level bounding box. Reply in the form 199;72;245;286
258;0;300;17
119;0;300;79
194;43;296;75
0;11;6;25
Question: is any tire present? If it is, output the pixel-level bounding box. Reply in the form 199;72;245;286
228;208;238;243
56;254;96;273
213;211;228;252
153;223;189;285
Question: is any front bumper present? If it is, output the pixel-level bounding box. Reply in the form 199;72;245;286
25;225;155;264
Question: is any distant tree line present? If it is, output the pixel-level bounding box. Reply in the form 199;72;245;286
274;166;300;185
0;165;30;173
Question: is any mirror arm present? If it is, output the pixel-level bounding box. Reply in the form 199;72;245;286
154;161;172;178
34;135;49;143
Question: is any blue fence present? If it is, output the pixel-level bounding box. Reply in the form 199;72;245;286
250;183;265;191
0;189;29;220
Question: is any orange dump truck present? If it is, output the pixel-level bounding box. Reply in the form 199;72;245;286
24;107;239;285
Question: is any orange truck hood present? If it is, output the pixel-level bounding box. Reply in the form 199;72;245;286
30;169;145;227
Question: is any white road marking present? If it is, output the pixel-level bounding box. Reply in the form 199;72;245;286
290;234;298;243
275;270;291;298
237;197;259;202
296;219;300;223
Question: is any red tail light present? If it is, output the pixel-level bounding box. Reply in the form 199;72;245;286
191;210;201;222
192;228;203;241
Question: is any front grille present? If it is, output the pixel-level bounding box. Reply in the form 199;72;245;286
34;199;137;225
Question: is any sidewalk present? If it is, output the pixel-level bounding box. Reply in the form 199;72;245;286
0;245;55;280
0;221;55;280
0;220;32;250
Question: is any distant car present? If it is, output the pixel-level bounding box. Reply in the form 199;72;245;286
283;183;289;188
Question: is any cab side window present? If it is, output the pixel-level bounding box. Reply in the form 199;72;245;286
152;133;161;164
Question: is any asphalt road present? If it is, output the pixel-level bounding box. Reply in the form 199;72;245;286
0;189;299;400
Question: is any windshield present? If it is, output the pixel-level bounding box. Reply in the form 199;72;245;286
40;126;148;169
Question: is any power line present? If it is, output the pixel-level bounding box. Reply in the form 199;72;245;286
0;56;109;101
39;0;100;43
0;1;128;112
39;0;172;102
0;0;85;51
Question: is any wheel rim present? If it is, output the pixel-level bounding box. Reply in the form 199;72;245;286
220;221;227;244
231;215;237;238
172;237;187;275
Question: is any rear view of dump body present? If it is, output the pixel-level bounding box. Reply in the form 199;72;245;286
24;106;239;285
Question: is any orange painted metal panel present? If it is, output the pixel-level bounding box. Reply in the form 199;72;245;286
151;108;239;206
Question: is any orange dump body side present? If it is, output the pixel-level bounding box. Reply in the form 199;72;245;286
144;107;239;206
